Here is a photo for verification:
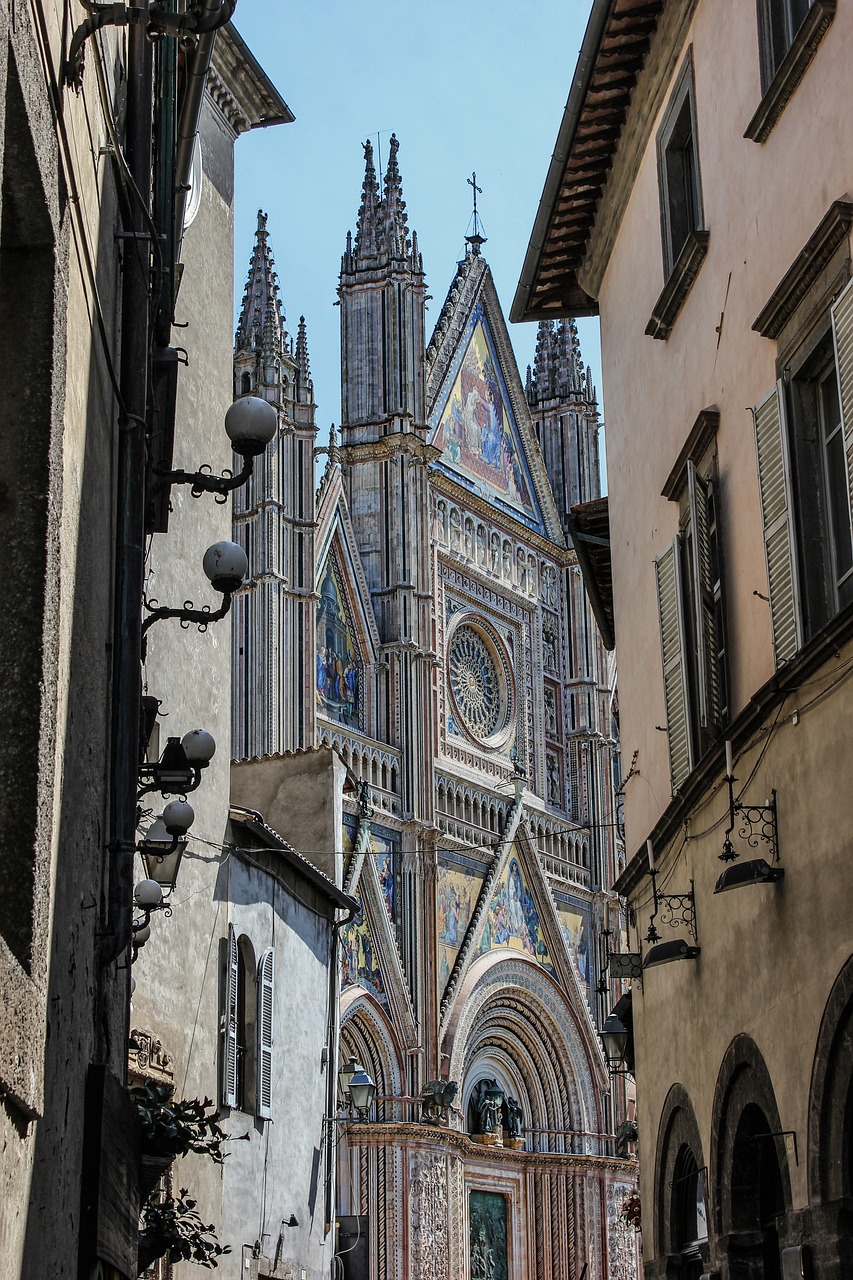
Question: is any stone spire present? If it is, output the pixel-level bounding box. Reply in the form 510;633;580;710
532;320;557;401
382;133;409;258
236;210;286;353
295;315;313;406
352;139;381;262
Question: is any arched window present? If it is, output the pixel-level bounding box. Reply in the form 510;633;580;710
235;934;257;1114
241;371;251;395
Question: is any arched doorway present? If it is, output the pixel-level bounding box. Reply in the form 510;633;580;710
808;955;853;1277
711;1036;791;1280
655;1083;709;1278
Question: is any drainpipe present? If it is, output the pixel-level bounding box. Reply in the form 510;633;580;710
100;0;153;968
173;0;237;268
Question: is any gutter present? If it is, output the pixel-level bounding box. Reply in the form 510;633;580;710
510;0;614;324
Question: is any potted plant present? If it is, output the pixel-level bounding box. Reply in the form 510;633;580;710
137;1189;230;1274
132;1082;226;1196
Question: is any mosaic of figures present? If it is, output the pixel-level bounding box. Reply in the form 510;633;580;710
340;899;386;1005
435;855;486;994
341;816;399;924
316;558;360;727
431;308;542;531
555;897;591;988
480;852;553;971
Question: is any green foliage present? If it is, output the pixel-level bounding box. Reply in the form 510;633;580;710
132;1081;226;1165
138;1191;231;1272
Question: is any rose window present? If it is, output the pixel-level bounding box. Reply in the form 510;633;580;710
447;621;514;748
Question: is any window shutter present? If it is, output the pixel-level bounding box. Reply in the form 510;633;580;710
256;947;275;1120
687;461;721;732
656;539;692;791
754;383;802;664
223;924;239;1108
830;275;853;545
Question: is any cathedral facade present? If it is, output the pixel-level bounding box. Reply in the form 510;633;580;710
230;138;636;1280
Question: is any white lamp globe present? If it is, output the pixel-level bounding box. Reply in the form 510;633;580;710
134;879;164;909
182;728;216;764
225;395;277;457
162;799;194;835
202;540;248;593
132;921;151;945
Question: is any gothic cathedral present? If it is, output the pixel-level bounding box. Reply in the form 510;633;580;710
231;137;636;1280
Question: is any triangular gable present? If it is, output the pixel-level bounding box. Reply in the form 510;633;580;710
315;468;381;731
426;256;564;542
341;814;417;1041
477;844;554;970
430;305;545;531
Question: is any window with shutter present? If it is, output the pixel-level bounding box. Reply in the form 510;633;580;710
223;924;239;1108
686;461;725;736
256;947;274;1120
656;540;692;792
754;384;802;663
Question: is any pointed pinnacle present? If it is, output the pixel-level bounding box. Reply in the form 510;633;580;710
295;315;313;404
382;133;409;258
354;138;381;260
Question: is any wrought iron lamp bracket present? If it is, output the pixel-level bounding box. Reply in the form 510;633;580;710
141;592;234;653
720;777;778;864
151;457;254;503
646;872;698;944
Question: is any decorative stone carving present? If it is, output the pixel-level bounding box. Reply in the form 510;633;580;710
544;686;557;738
606;1183;639;1280
128;1029;174;1084
546;752;560;805
542;627;557;673
409;1153;450;1280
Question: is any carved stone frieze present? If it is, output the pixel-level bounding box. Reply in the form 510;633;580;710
606;1181;640;1280
409;1152;450;1280
128;1029;174;1084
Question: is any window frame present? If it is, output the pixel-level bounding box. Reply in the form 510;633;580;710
656;50;704;281
745;0;836;144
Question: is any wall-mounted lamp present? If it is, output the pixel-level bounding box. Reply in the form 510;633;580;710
151;396;278;501
138;803;193;894
600;1011;631;1074
138;728;215;799
644;840;698;952
643;938;701;968
716;741;783;890
131;875;175;960
338;1057;377;1120
141;539;248;653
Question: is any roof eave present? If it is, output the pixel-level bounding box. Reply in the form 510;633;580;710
510;0;615;325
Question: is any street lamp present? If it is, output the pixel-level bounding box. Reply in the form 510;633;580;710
348;1067;377;1120
601;1011;629;1071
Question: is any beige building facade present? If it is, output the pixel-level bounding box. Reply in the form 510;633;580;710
516;0;853;1276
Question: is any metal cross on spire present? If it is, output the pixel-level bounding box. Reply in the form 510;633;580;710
465;171;487;255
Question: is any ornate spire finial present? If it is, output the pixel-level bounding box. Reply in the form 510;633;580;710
354;138;381;259
382;132;409;257
529;320;556;403
237;210;286;352
295;315;313;405
465;171;487;255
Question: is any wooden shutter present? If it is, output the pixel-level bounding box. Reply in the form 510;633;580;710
831;276;853;545
256;947;275;1120
754;383;802;664
656;539;691;791
223;924;239;1108
687;461;721;732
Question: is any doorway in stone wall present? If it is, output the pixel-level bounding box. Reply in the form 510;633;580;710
726;1103;785;1280
469;1190;508;1280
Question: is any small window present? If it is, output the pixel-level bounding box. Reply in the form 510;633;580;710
241;371;252;395
757;0;813;89
657;53;703;278
656;445;729;793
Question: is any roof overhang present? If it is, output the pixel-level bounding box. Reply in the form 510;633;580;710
229;805;359;913
566;497;614;650
511;0;665;324
210;24;294;134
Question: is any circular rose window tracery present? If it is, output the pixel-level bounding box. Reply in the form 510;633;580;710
447;618;515;750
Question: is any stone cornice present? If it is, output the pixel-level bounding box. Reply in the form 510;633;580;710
644;230;710;341
744;0;837;144
752;198;853;339
349;1120;637;1176
338;433;440;466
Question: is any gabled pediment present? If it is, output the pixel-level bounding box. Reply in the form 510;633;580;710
315;467;381;731
426;255;564;543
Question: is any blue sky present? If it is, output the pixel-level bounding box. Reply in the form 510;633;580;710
231;1;602;441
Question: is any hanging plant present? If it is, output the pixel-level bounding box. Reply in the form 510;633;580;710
137;1190;231;1274
132;1081;227;1165
619;1190;642;1229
